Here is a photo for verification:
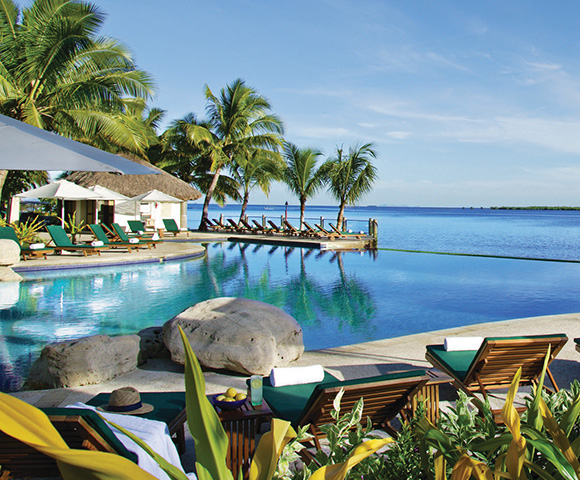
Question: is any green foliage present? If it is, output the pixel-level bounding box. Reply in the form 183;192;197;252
59;212;86;243
10;216;44;244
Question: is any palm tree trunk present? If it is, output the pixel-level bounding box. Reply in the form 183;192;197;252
336;200;347;230
199;166;222;230
239;189;250;222
0;170;7;211
300;196;306;230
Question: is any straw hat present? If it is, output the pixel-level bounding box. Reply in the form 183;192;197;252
97;387;154;415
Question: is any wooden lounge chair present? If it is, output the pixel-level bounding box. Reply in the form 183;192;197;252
227;218;245;232
302;222;325;238
0;407;138;478
86;391;187;454
575;338;580;353
252;219;274;235
239;218;258;232
314;223;340;240
282;219;302;236
127;220;156;238
0;225;54;260
162;218;188;237
329;223;363;239
88;224;140;252
267;220;284;234
46;225;106;256
425;334;568;399
262;369;429;447
111;223;162;249
212;218;232;231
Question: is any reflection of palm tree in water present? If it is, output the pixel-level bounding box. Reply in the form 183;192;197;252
323;252;377;335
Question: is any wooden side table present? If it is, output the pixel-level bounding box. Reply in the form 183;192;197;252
409;369;453;423
210;396;273;479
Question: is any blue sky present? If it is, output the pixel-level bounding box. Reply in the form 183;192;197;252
93;0;580;207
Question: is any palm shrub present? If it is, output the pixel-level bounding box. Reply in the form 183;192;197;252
10;216;45;245
59;212;86;243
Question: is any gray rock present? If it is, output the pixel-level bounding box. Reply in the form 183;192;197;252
24;334;140;389
0;239;20;267
137;326;169;364
0;266;22;282
163;297;304;375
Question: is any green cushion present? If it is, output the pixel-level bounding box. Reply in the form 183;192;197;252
575;338;580;345
162;219;179;231
0;226;21;245
262;372;339;425
485;334;566;342
426;344;477;381
41;407;138;463
86;391;186;427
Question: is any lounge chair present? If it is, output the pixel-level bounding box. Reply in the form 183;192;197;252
267;220;285;234
201;218;221;231
240;218;258;232
252;219;274;234
46;225;106;256
227;218;245;232
329;223;363;239
127;220;156;238
314;223;339;240
262;369;429;447
283;219;302;236
0;407;138;478
0;225;54;260
302;222;325;238
88;224;140;252
425;334;568;399
162;218;188;237
111;223;161;249
212;218;231;231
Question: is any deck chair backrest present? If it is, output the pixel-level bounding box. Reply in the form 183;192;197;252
0;408;137;478
111;223;131;242
127;220;146;233
268;220;282;232
46;225;74;246
162;218;179;232
0;226;21;246
88;224;111;244
299;370;428;436
463;334;567;391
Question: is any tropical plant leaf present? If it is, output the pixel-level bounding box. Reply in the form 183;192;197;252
526;438;578;480
0;392;155;479
178;326;233;480
309;438;393;480
249;418;296;480
501;367;526;480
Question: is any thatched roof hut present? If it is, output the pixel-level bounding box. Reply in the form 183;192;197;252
66;156;202;201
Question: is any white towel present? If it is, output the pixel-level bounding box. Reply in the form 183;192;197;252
270;365;325;387
91;240;104;247
444;337;484;352
129;238;139;244
151;233;160;240
137;230;144;235
66;403;196;480
29;243;45;250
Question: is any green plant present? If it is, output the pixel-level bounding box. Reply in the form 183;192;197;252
10;216;45;245
59;212;86;243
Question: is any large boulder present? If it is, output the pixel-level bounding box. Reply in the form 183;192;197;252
24;334;140;389
163;297;304;375
0;239;19;266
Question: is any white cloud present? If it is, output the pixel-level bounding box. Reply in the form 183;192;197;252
386;131;412;140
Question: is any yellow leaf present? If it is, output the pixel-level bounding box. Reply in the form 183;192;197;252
0;392;156;480
500;368;526;480
434;453;447;480
451;455;493;480
249;418;296;480
310;438;393;480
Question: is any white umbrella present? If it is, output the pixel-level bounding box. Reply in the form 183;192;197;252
0;113;158;175
16;180;105;226
129;189;181;203
87;185;129;201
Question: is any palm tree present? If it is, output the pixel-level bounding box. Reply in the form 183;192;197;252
186;79;284;230
282;142;326;229
324;143;378;229
0;0;155;201
159;113;241;206
231;149;284;221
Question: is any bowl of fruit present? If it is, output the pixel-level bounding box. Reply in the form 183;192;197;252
212;387;247;411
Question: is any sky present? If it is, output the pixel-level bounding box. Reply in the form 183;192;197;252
90;0;580;207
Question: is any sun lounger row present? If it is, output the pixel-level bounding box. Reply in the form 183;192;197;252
203;217;366;240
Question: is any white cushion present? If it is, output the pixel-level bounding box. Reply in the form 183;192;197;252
270;365;325;387
444;337;484;352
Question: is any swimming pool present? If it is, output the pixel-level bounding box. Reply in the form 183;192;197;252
3;241;580;392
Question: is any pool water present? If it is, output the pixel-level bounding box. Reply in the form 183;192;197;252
3;241;580;392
